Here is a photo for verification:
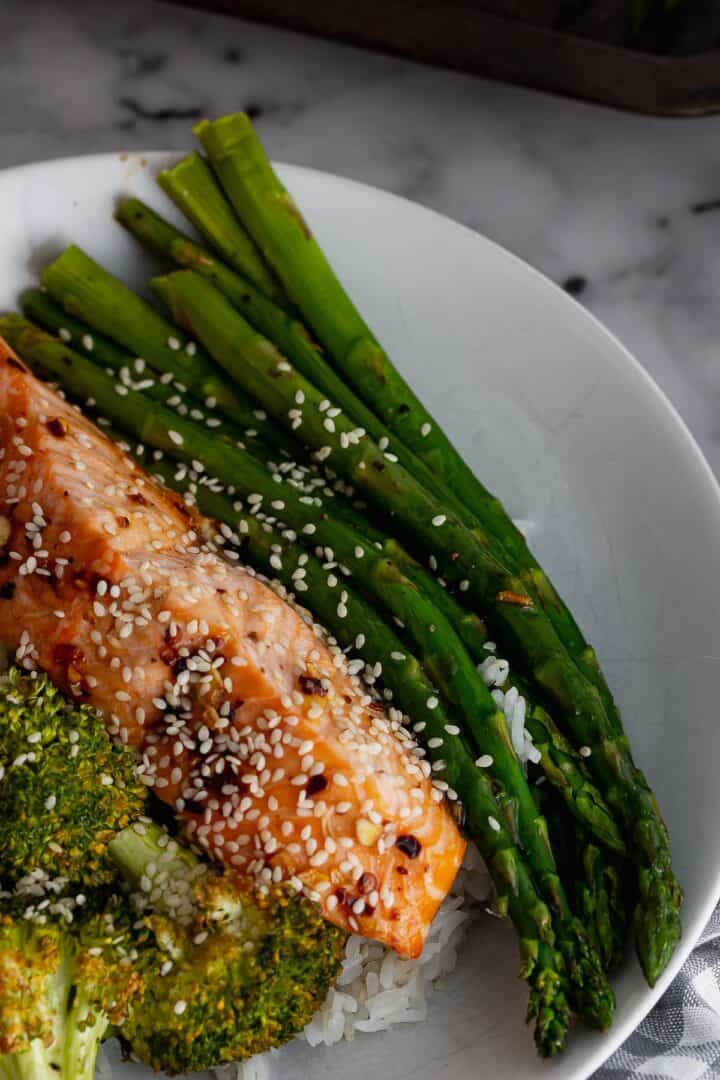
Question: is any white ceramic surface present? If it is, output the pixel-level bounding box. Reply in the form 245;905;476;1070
1;152;719;1080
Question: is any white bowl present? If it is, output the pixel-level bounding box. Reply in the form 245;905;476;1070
1;151;719;1080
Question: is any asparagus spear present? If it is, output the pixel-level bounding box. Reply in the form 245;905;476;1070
4;318;613;1029
34;254;301;458
114;195;475;524
147;462;576;1057
271;475;625;857
148;268;680;985
538;786;628;974
7;308;625;859
13;265;678;982
157;150;285;303
194;113;627;737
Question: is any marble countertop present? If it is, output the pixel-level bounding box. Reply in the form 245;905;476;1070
1;1;720;475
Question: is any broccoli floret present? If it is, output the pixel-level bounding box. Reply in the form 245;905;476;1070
0;668;346;1075
0;895;144;1080
0;668;146;888
111;823;347;1075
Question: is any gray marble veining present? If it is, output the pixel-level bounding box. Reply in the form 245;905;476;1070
1;2;720;478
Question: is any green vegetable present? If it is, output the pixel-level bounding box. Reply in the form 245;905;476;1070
38;246;298;457
538;786;629;974
0;669;146;1079
157;150;285;303
0;666;345;1075
0;900;144;1080
110;822;346;1074
194;112;621;727
116;194;474;523
0;667;145;888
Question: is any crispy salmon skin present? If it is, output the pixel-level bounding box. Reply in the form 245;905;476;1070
0;338;465;956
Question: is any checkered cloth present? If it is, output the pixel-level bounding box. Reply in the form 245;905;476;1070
595;909;720;1079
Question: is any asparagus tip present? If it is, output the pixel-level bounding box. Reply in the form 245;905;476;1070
634;868;683;986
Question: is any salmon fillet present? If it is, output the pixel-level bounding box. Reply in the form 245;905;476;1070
0;338;465;957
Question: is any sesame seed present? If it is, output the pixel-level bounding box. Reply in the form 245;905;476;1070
82;334;94;351
174;1000;187;1015
579;746;592;758
420;422;432;437
476;754;494;768
444;724;461;735
426;696;439;710
168;430;184;446
488;816;501;832
168;337;181;351
432;515;447;527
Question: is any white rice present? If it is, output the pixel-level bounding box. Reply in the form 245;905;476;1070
477;646;540;769
302;842;490;1048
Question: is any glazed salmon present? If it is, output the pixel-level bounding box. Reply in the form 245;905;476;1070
0;338;465;957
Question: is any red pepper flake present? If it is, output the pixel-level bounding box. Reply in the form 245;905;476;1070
395;865;409;875
129;492;148;506
496;590;533;608
358;872;377;894
298;674;327;696
46;417;68;438
116;515;130;529
0;581;15;600
395;834;422;859
306;774;328;797
53;642;85;669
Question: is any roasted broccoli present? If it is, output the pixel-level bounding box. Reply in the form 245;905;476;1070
0;668;147;1079
0;896;144;1080
0;668;145;888
0;667;346;1075
111;821;347;1074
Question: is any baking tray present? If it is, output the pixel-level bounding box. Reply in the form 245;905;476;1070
167;0;720;115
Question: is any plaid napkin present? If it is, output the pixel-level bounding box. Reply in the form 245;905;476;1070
595;909;720;1079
